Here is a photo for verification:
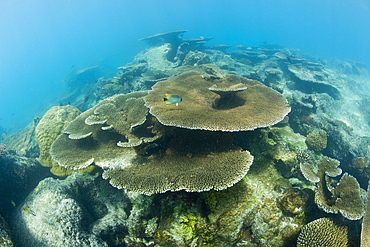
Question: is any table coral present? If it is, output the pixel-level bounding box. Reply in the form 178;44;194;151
144;71;291;131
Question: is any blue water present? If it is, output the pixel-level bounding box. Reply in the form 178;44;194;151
1;0;369;133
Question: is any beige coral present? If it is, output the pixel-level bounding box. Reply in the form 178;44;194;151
144;71;291;131
35;105;82;176
297;217;348;247
102;129;253;195
50;92;163;171
300;156;364;220
361;180;370;247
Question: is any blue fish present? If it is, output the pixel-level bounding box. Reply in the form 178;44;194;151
163;94;182;106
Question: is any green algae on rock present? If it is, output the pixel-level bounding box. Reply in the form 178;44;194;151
154;161;306;246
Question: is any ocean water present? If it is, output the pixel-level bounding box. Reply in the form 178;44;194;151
0;0;369;133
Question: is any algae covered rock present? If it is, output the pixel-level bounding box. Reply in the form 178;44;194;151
0;214;14;247
35;105;81;176
154;162;306;246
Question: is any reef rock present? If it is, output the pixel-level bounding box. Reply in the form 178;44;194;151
10;172;131;247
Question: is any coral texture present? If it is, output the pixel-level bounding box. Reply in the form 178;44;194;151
144;71;291;131
103;129;253;194
35;105;81;176
305;130;327;152
300;156;365;220
361;180;370;247
297;218;348;247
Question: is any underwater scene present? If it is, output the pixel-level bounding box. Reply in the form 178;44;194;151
1;1;370;246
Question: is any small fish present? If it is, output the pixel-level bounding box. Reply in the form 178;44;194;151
101;83;116;89
22;206;36;216
11;200;16;207
163;94;182;106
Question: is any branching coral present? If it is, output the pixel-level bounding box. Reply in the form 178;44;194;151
300;156;365;220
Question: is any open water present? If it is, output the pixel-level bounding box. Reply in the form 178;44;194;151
0;0;369;134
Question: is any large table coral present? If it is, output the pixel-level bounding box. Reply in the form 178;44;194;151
144;71;291;131
50;72;291;195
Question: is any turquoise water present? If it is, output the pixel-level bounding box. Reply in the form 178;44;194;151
0;0;369;132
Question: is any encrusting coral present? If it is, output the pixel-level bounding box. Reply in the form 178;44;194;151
35;105;83;176
144;71;291;131
305;129;327;152
297;217;348;247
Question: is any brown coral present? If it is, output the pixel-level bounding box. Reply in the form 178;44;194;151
297;217;348;247
63;91;156;147
144;71;290;131
103;129;253;195
305;130;327;152
300;156;365;220
50;92;163;170
361;180;370;247
35;105;81;176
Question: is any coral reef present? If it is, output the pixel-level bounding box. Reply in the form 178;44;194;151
10;172;130;246
50;71;293;195
144;71;291;131
297;217;348;247
361;180;370;247
50;92;162;172
0;143;6;157
0;214;13;247
103;129;253;194
305;129;327;152
154;161;306;246
35;105;81;176
5;30;370;246
300;156;365;220
139;30;188;47
2;118;40;158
